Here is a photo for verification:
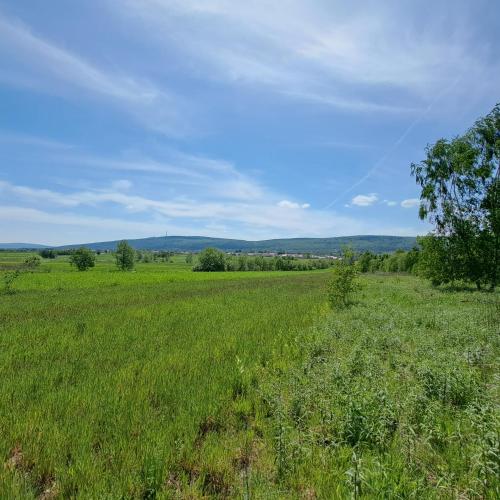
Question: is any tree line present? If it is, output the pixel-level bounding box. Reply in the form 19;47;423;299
193;247;335;272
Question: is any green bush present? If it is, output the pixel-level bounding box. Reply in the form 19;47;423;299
327;253;361;308
193;248;226;272
69;247;96;271
23;255;41;269
3;270;21;294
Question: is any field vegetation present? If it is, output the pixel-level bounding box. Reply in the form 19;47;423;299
0;251;498;498
0;252;330;498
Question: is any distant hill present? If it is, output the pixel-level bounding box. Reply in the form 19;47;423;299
0;243;49;249
57;235;417;254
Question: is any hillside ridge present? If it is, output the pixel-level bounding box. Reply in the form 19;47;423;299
50;234;418;254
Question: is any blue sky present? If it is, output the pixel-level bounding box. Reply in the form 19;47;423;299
0;0;499;245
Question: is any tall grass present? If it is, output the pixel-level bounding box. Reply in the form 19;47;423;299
0;254;498;498
206;275;499;498
0;254;329;498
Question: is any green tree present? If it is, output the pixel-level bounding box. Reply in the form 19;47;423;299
115;240;135;271
185;253;193;265
39;249;56;259
357;251;374;273
327;250;361;308
415;236;459;286
411;104;500;289
69;247;96;271
193;247;226;272
404;247;421;273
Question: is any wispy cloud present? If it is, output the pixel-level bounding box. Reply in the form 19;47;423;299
0;179;422;242
322;75;462;209
0;205;173;241
117;0;492;113
52;150;266;201
383;200;397;207
0;13;187;135
0;131;74;150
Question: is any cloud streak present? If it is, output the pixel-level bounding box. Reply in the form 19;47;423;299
118;0;490;113
0;13;187;135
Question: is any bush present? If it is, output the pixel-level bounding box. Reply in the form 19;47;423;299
69;247;96;271
3;270;21;294
193;248;226;272
327;251;361;308
23;255;41;269
39;249;56;259
115;240;135;271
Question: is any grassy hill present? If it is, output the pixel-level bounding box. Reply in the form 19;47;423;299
58;235;417;254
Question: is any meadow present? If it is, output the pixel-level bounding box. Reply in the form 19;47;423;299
0;253;498;498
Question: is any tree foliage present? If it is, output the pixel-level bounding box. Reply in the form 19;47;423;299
39;249;56;259
193;247;226;272
115;240;135;271
327;250;361;308
411;103;500;289
69;247;96;271
356;248;420;274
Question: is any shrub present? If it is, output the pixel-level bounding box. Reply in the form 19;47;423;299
39;249;56;259
3;270;21;294
327;251;361;308
23;255;41;269
115;240;135;271
69;247;96;271
193;248;226;272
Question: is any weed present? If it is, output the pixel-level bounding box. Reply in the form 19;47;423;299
3;270;21;294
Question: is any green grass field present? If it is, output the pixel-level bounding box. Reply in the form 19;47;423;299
0;254;498;498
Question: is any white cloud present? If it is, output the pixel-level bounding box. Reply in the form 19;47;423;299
0;205;167;234
383;199;397;207
277;200;310;209
351;193;378;207
0;176;425;244
0;202;425;246
401;198;420;208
